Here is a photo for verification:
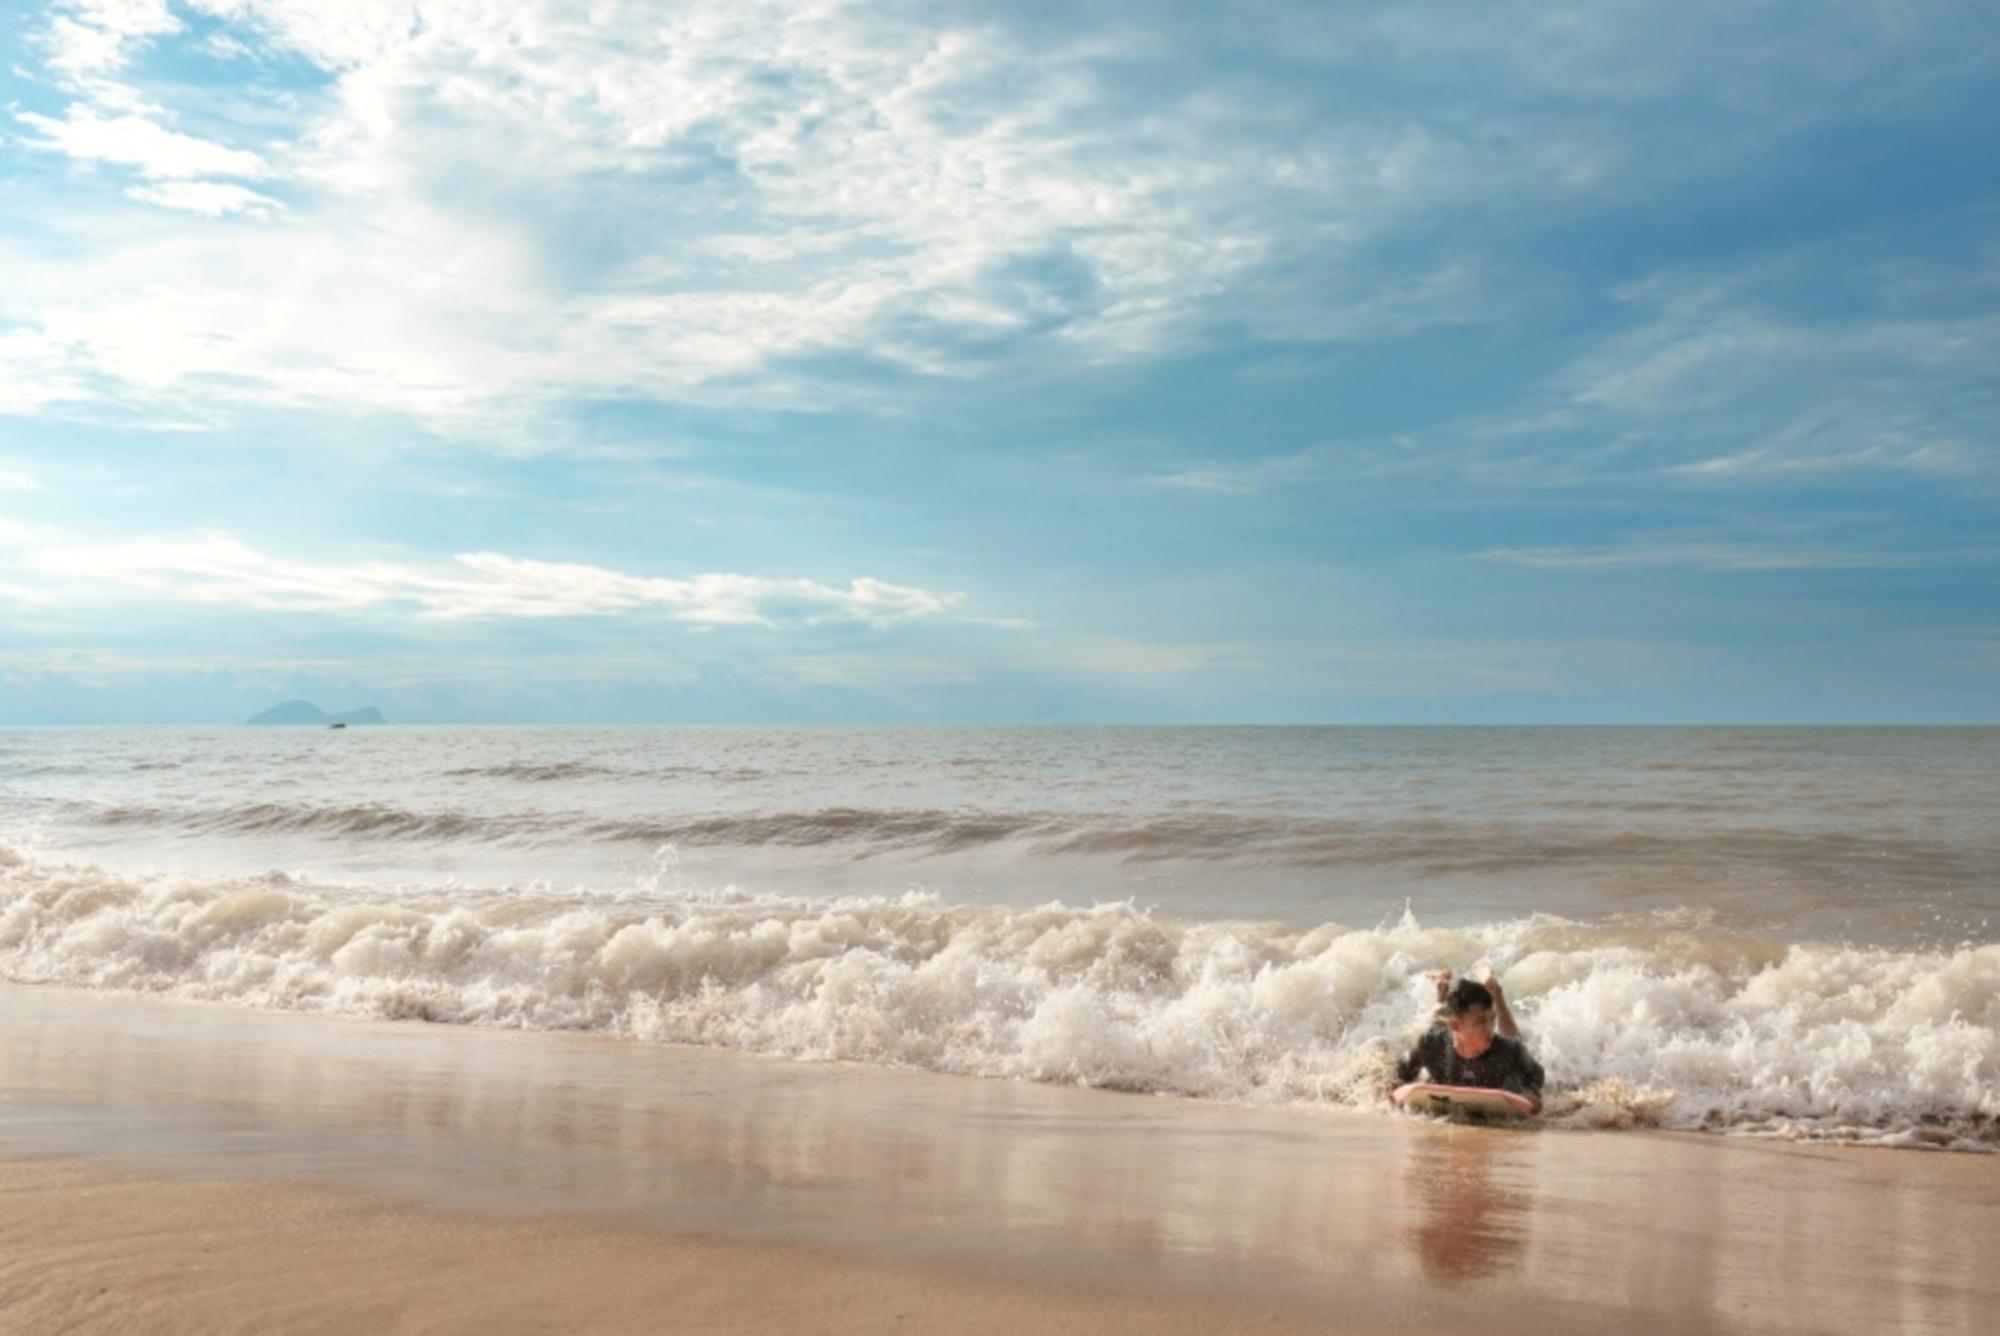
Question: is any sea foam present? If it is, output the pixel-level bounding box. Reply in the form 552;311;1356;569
1;844;1993;1149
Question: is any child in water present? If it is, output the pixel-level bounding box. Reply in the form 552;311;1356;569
1393;972;1545;1113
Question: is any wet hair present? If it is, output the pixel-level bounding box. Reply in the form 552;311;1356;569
1444;978;1495;1016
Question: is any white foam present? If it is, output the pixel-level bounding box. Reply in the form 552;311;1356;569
1;844;1993;1148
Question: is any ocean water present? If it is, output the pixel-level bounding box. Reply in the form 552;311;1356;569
2;726;1996;1149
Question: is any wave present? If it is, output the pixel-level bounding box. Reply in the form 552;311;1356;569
444;761;769;783
92;802;571;843
67;801;1984;889
444;761;626;782
1;843;1992;1150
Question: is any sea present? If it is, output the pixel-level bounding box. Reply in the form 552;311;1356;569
2;726;1995;1149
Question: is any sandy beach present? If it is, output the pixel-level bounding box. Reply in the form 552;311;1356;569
1;1158;1328;1336
3;984;1995;1335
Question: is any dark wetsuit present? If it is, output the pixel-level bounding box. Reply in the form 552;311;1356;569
1394;1028;1545;1099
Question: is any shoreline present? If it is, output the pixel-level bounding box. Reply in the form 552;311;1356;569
3;984;1998;1334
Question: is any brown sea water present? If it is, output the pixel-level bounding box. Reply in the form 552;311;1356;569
2;726;1995;1146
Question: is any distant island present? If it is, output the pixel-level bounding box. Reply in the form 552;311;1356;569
245;701;388;727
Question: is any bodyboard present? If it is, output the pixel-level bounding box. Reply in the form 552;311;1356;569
1393;1082;1537;1118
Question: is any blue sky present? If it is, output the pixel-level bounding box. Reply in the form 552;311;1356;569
0;0;1995;724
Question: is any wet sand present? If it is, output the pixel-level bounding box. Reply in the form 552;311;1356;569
0;1158;1325;1336
2;984;1995;1334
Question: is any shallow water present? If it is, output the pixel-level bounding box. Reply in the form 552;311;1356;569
2;726;1995;1146
2;985;1995;1335
6;726;1997;939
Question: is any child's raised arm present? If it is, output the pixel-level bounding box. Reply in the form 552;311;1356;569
1483;969;1521;1040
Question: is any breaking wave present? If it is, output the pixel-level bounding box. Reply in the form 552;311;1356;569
1;843;1993;1150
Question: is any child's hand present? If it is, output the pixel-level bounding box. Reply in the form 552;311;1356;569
1427;968;1453;1002
1482;969;1505;1003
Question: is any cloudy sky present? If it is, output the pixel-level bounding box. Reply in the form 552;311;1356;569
1;0;1995;724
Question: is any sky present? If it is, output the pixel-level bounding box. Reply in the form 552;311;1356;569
0;0;1995;725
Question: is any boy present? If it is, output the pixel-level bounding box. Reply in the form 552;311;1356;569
1393;976;1545;1113
1427;967;1521;1037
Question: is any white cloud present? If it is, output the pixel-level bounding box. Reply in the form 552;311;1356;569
124;180;283;217
0;467;42;493
1157;466;1265;496
21;530;959;628
1154;445;1331;496
1028;636;1264;677
16;107;269;179
1477;541;1997;573
5;0;1994;448
0;326;100;416
201;31;255;62
18;2;275;241
781;634;1261;689
1674;441;1973;479
0;0;1573;431
40;1;181;80
1;211;544;418
0;518;56;545
1434;266;2000;489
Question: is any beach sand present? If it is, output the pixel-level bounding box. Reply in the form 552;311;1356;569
2;984;1995;1335
0;1158;1325;1336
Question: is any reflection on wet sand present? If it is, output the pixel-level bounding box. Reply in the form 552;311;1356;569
1;985;1996;1334
1399;1125;1530;1282
0;984;1384;1295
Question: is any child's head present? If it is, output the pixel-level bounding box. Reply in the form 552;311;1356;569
1443;978;1497;1055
